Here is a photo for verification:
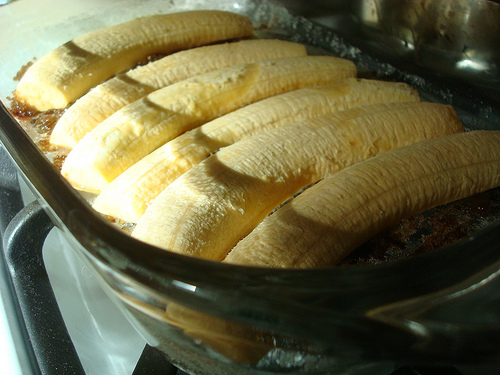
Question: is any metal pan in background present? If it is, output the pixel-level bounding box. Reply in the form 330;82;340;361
277;0;500;101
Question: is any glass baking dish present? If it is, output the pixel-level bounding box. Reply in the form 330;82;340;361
1;0;499;374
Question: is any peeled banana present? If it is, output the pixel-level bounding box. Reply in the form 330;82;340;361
61;55;357;193
131;102;463;261
93;78;420;223
50;39;307;149
164;303;274;365
14;10;254;111
224;130;500;268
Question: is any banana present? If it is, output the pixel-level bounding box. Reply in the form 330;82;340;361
93;78;420;223
163;303;274;365
131;102;463;261
224;130;500;268
61;56;357;193
14;10;254;112
50;39;307;149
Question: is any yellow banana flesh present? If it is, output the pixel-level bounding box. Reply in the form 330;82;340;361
50;39;307;149
93;78;420;223
131;102;463;261
61;56;356;193
224;130;500;268
163;303;274;365
14;10;254;112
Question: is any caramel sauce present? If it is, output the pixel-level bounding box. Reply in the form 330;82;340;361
13;107;68;171
341;187;500;265
9;95;40;118
13;59;34;81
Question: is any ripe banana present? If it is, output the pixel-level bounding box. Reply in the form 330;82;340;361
14;10;254;112
164;303;274;365
224;130;500;268
50;39;307;149
61;55;357;193
131;102;463;261
93;78;420;223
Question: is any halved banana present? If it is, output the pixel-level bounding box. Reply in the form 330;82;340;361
50;39;307;149
163;303;274;365
14;10;254;111
93;78;420;223
224;130;500;268
131;102;463;261
61;56;357;193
